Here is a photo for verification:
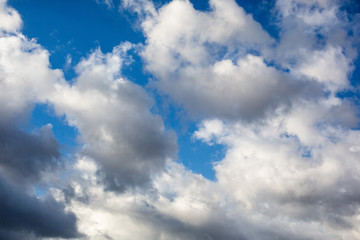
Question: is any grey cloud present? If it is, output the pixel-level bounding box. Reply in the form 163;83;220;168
159;64;325;121
0;121;61;183
323;100;359;127
0;176;81;240
108;194;318;240
0;230;37;240
136;209;249;240
50;45;177;192
91;117;177;192
62;185;89;204
0;120;80;239
0;2;82;238
275;178;360;230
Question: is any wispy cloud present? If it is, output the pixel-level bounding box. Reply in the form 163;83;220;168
95;0;114;9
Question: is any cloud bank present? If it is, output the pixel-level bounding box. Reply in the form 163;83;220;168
1;0;360;239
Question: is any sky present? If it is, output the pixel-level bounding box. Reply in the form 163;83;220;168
0;0;360;239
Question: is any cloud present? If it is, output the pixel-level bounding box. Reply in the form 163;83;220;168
53;1;360;239
0;176;80;240
270;0;358;91
57;156;360;240
49;43;177;192
1;0;177;194
0;1;79;238
0;32;62;121
0;0;21;32
0;123;61;183
0;0;64;185
129;0;328;121
121;0;157;21
134;0;359;121
194;113;360;236
1;0;360;239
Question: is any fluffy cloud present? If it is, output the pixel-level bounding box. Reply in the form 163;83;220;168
0;0;177;236
56;140;360;240
195;107;360;232
134;0;358;121
0;0;21;32
60;0;358;239
49;43;177;192
138;0;290;120
134;0;327;121
272;0;358;92
0;28;62;121
1;0;360;239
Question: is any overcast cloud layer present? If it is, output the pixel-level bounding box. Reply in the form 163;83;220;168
0;0;360;239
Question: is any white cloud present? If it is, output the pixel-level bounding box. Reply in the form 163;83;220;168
0;0;21;32
121;0;157;21
195;114;360;238
270;0;358;92
292;46;351;91
1;0;360;239
137;0;336;121
49;43;177;192
0;33;62;120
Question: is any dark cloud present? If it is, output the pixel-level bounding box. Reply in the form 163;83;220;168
0;118;80;239
0;230;37;240
129;202;249;240
92;125;177;192
0;122;61;183
62;185;89;204
0;177;81;239
126;198;315;240
278;182;360;229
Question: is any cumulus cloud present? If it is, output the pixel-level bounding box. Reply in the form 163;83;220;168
0;31;62;121
2;0;177;196
1;0;360;239
61;104;360;239
131;0;326;121
195;107;360;231
271;0;358;92
57;0;359;239
131;0;358;121
0;0;21;32
55;153;360;240
49;43;177;192
138;0;276;119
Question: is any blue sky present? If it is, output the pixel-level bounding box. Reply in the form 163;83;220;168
1;0;360;239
